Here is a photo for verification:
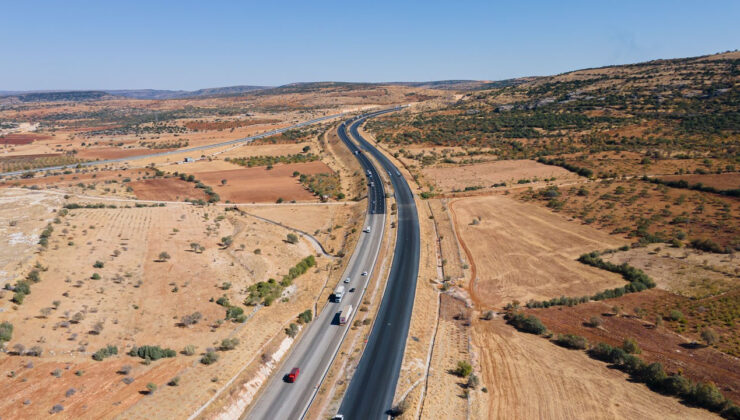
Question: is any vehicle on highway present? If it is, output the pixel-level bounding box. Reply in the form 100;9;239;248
333;285;345;302
343;277;351;284
339;305;353;325
361;271;368;276
332;415;344;420
396;170;401;176
287;367;299;383
366;170;371;176
354;150;359;155
349;287;356;293
363;226;371;233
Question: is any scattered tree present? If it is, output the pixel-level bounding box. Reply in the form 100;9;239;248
701;328;718;346
454;360;473;377
286;233;299;244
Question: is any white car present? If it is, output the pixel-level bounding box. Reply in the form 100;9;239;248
363;226;371;233
344;277;351;283
361;271;368;276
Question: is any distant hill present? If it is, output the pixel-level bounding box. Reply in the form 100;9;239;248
388;80;491;91
1;90;111;102
105;85;269;99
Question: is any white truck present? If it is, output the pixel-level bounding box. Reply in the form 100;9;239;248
333;285;345;302
339;305;353;325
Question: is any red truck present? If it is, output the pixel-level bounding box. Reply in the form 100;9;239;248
287;367;300;383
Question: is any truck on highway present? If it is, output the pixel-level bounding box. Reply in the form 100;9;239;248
333;285;345;302
339;305;353;325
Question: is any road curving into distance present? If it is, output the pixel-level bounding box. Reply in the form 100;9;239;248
0;112;345;177
337;108;421;419
245;108;400;419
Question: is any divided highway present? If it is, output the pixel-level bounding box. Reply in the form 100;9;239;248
338;111;420;419
246;110;396;419
0;112;344;177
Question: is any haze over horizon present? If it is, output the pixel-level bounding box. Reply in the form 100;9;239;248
2;0;739;91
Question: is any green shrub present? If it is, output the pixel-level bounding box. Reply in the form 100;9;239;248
297;309;313;324
554;334;588;350
505;312;547;335
225;306;244;320
220;338;239;351
622;337;641;354
0;321;13;344
128;345;176;361
92;345;118;361
454;361;473;377
201;351;219;365
690;382;727;411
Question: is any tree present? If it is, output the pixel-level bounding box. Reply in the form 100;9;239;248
158;251;171;262
286;233;299;244
220;338;239;350
190;242;202;253
701;328;718;346
622;337;641;354
221;236;233;247
181;312;202;326
587;316;603;327
40;307;52;318
467;373;480;389
297;309;313;324
146;382;157;394
0;321;12;344
220;179;227;185
454;360;473;377
285;323;299;338
201;351;219;365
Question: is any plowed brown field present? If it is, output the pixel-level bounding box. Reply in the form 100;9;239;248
192;161;333;203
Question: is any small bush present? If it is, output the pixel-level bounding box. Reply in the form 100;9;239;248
168;376;180;386
297;309;313;324
183;345;196;356
622;337;641;354
587;316;603;327
146;382;157;394
0;321;13;344
128;345;176;361
220;338;239;351
554;334;588;350
505;312;546;335
285;323;299;338
454;360;473;377
201;351;219;365
92;344;118;361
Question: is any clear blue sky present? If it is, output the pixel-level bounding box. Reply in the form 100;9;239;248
2;0;738;91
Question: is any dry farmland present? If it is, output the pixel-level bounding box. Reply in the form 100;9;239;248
450;194;627;307
0;202;336;418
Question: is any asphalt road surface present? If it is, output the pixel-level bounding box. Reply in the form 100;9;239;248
245;111;394;420
337;110;420;419
0;112;344;177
